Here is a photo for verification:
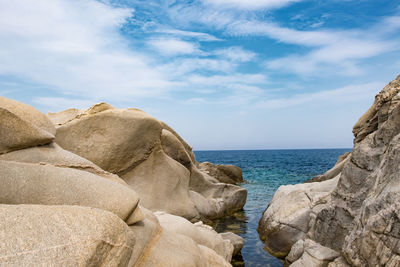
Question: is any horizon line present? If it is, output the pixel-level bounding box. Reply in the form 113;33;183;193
194;147;352;152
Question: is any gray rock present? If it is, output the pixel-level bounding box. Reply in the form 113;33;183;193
259;74;400;266
220;232;245;255
290;239;340;267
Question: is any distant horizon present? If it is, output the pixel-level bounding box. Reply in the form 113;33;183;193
194;147;352;152
1;1;399;150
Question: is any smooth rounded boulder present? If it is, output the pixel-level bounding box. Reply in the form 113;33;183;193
50;103;247;221
0;160;143;225
0;96;55;154
0;205;136;267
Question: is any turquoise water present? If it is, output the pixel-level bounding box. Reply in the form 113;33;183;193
194;149;351;267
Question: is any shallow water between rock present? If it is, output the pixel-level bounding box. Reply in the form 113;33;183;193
195;149;351;267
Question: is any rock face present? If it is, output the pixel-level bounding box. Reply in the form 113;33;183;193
0;205;136;266
0;97;245;266
49;103;247;221
0;96;55;154
258;75;400;266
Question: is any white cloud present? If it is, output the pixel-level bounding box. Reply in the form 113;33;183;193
187;74;267;86
228;18;400;76
213;47;256;62
0;0;174;101
229;20;344;46
160;58;237;76
202;0;303;10
256;82;382;109
147;38;202;56
155;29;222;42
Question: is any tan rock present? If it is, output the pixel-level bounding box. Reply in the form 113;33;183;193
0;96;57;154
220;232;244;256
199;162;244;184
289;239;340;267
139;228;231;267
122;144;200;220
54;107;162;174
0;96;55;135
0;142;126;185
51;103;247;220
155;212;234;261
161;128;193;168
0;160;142;225
189;166;247;219
0;204;135;267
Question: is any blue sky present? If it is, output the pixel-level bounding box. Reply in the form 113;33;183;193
0;0;399;150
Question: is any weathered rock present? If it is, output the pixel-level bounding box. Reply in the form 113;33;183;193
220;232;245;256
155;212;234;261
0;96;56;135
51;103;247;220
327;257;351;267
0;96;55;154
304;152;350;183
0;142;126;185
189;166;247;219
122;144;200;220
285;239;305;265
258;176;339;257
0;160;143;225
139;227;231;267
128;207;234;267
258;74;400;266
341;137;400;266
0;97;237;266
199;162;244;184
53;107;162;174
289;239;340;267
0;205;136;267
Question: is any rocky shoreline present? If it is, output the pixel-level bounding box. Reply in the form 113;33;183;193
258;75;400;266
0;97;247;266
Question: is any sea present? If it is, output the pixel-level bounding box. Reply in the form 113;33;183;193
194;149;351;267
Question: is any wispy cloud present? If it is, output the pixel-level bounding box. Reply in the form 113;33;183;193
213;47;256;62
228;17;400;76
255;82;382;109
202;0;304;10
147;38;201;56
0;0;174;101
155;28;222;42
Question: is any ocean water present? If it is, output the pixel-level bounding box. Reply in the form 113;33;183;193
194;149;351;267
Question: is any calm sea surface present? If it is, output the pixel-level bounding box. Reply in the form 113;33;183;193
194;149;351;267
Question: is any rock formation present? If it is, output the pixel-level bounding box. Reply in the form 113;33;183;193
48;103;247;221
0;96;246;266
258;75;400;266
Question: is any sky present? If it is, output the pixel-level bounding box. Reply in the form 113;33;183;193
0;0;399;150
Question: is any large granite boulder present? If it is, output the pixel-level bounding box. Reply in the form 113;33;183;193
49;103;247;221
0;160;144;225
128;207;235;267
0;97;240;266
198;162;244;184
0;205;136;267
0;96;55;154
155;211;234;261
258;174;340;257
258;74;400;266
